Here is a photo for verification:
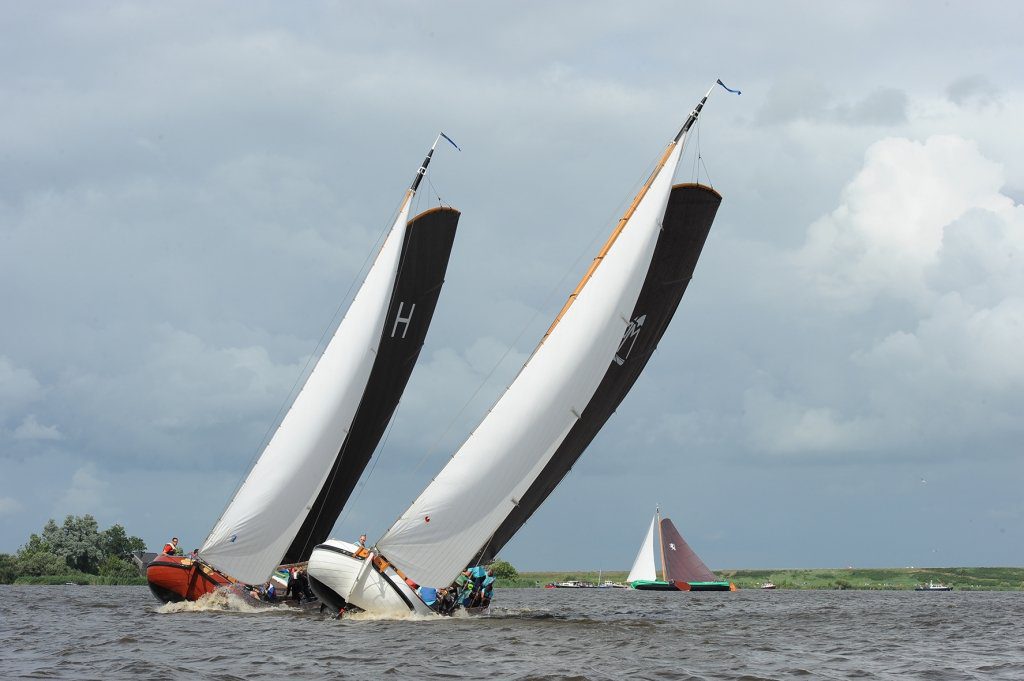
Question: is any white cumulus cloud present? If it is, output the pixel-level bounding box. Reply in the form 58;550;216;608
742;134;1024;458
797;135;1013;308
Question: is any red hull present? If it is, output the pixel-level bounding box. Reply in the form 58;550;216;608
146;554;234;603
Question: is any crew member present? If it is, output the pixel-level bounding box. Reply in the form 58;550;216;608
162;537;179;555
479;569;496;607
354;533;370;559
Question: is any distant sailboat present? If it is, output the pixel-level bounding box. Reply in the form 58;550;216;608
308;83;728;617
146;135;461;603
627;508;735;591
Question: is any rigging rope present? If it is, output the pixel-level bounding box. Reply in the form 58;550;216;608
692;118;715;189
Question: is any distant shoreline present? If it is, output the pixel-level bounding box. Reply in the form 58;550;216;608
8;566;1023;591
501;566;1024;590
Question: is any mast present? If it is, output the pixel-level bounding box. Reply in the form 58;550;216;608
656;507;667;582
404;132;460;206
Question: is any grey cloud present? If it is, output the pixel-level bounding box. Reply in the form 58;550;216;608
947;75;1001;107
833;88;908;126
757;78;907;127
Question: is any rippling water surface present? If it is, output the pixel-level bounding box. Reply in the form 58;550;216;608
2;585;1023;679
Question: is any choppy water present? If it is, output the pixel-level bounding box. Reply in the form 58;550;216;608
2;585;1023;680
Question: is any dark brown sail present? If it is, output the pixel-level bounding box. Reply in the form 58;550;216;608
660;517;718;583
283;206;460;564
473;183;721;565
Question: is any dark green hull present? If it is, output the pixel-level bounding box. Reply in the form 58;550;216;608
630;580;735;592
630;580;680;591
687;581;733;591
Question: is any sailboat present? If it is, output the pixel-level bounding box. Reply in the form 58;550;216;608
627;508;736;591
146;135;462;603
307;82;730;617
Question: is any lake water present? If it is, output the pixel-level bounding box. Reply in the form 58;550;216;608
2;585;1022;679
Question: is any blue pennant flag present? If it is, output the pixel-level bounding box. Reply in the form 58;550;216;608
716;79;741;95
440;132;461;151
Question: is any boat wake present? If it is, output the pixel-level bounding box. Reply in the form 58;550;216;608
156;588;274;614
341;609;441;623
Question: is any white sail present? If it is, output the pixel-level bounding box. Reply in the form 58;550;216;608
200;201;411;585
626;514;658;583
377;138;686;588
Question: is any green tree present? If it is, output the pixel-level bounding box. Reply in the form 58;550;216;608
20;530;51;555
489;559;518;580
37;514;104;574
11;515;149;580
16;549;68;576
0;553;17;583
98;555;140;579
100;524;146;560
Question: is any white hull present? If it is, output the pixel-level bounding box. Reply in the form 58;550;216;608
307;540;434;617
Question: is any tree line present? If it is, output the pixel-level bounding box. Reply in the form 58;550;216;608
0;514;147;584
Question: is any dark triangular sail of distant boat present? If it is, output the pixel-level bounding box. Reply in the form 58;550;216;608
661;517;717;583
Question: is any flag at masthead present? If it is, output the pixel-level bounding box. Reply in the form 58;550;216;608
410;132;461;193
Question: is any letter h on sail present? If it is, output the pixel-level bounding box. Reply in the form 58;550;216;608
391;302;416;338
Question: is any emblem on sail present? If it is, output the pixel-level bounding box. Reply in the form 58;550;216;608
614;314;646;366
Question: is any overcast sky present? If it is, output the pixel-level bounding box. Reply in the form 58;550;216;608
2;2;1022;572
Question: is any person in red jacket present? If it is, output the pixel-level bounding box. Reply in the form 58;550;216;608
162;537;179;555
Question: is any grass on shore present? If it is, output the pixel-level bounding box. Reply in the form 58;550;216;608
501;567;1024;590
14;574;147;586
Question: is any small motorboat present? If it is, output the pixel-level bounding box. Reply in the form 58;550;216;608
760;581;777;590
549;580;594;588
914;581;952;591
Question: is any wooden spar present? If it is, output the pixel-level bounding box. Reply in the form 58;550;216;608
396;187;414;216
656;507;668;582
540;139;678;343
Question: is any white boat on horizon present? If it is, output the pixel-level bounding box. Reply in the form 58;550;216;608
915;580;952;591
